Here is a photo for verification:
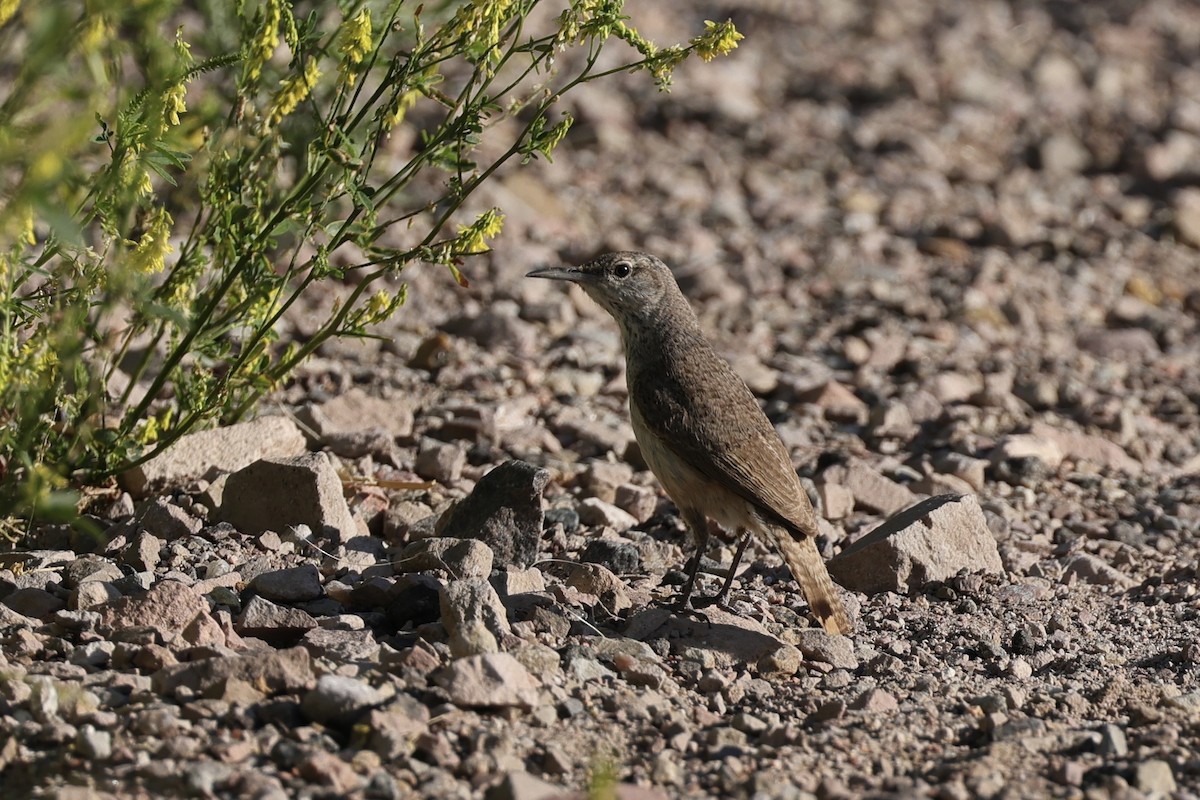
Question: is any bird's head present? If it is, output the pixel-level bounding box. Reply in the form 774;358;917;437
526;251;680;328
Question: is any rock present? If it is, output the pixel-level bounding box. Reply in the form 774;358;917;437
2;587;65;620
435;653;541;708
816;482;855;520
757;644;803;677
1078;328;1160;361
236;596;319;644
800;380;869;423
301;627;379;661
414;440;466;483
120;530;163;573
1061;554;1134;588
98;580;224;647
440;579;512;658
492;567;546;598
120;416;306;498
298;751;360;794
71;581;120;611
251;564;324;603
614;483;658;523
851;688;899;713
581;460;634;503
366;696;430;759
828;494;1003;594
1134;760;1176;794
1029;422;1141;475
821;459;917;516
485;771;566;800
787;629;859;670
297;387;414;440
220;452;358;539
75;725;112;760
1174;187;1200;248
136;497;203;540
152;646;316;698
991;433;1064;470
397;538;494;579
581;539;642;574
564;563;632;614
577;497;638;531
1098;723;1128;757
437;460;549;568
27;676;58;722
301;674;393;728
62;556;122;588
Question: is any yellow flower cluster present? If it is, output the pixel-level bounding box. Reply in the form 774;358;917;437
163;83;187;127
337;8;373;86
244;0;282;83
269;61;320;125
0;0;18;27
445;0;516;66
456;208;505;254
128;207;174;275
691;19;743;62
383;89;420;131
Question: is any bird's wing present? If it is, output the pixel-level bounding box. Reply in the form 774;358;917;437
632;348;820;538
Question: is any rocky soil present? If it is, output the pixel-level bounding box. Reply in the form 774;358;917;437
3;1;1200;798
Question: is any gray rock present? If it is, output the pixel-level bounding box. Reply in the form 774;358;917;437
563;563;632;614
439;578;512;658
485;771;567;800
251;564;324;603
435;653;541;708
220;452;358;539
437;460;550;568
1098;723;1128;757
120;416;306;498
414;440;466;483
237;596;319;645
297;387;414;440
3;587;65;620
75;725;112;760
1134;760;1176;794
366;696;430;759
152;646;316;698
97;580;224;647
398;537;494;579
63;555;122;588
119;530;163;573
581;460;634;503
492;567;547;598
1061;554;1134;588
301;674;393;728
137;497;203;540
614;483;658;523
821;459;917;516
829;494;1003;594
577;497;638;531
789;629;859;670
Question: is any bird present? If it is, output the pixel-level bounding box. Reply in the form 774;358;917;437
528;251;851;635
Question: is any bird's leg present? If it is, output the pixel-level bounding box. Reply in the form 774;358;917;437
674;508;711;610
692;530;751;609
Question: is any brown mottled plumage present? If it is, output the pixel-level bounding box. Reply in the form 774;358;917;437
528;252;851;635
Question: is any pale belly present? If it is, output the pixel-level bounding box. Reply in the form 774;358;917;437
629;396;760;537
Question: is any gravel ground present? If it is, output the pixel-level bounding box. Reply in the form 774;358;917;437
3;1;1200;798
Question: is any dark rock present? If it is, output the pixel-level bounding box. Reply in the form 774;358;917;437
437;460;549;568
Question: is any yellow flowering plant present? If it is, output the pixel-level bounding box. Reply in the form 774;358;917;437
0;0;742;530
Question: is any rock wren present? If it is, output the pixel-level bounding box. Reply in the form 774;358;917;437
528;252;851;635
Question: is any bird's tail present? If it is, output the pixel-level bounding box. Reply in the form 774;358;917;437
771;529;852;635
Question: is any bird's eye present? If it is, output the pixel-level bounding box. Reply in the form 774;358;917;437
612;261;632;279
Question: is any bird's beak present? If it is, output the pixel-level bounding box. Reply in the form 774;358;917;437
526;266;596;283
